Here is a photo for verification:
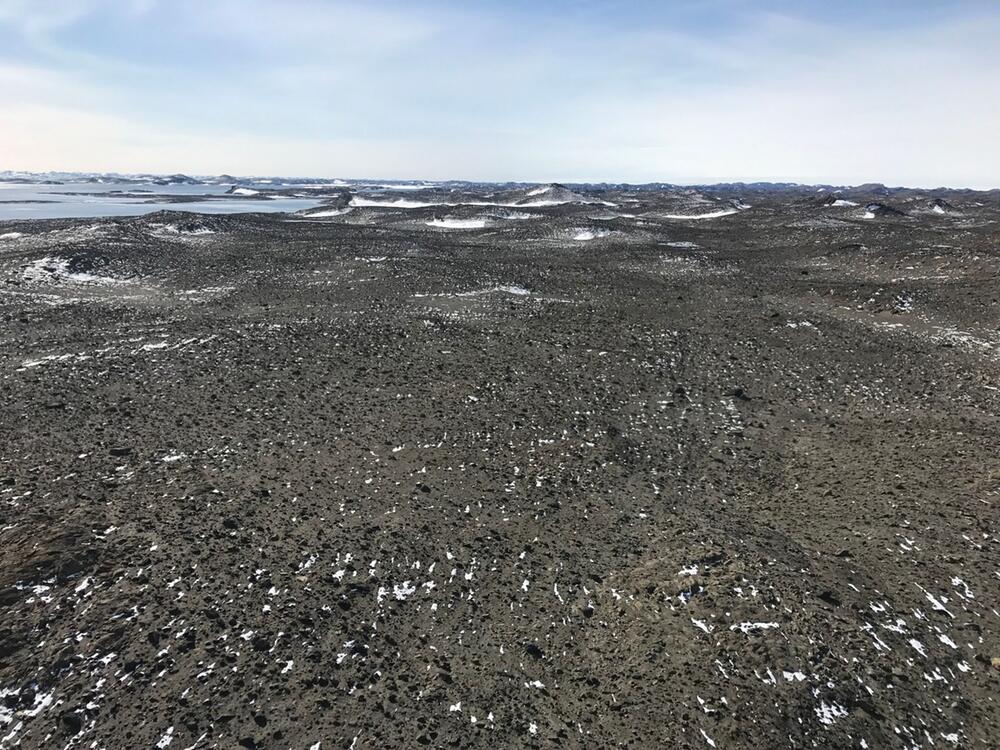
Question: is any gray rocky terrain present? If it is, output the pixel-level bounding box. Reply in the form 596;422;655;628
1;183;998;748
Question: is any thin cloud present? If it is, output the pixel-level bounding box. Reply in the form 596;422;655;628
1;0;997;186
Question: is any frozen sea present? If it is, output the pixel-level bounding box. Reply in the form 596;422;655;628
0;182;322;220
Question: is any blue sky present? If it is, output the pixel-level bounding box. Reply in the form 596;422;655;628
2;0;999;186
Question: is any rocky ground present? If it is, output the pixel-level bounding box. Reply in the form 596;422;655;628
1;184;999;749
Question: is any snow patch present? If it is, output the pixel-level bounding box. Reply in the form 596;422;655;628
351;197;443;209
392;581;417;600
662;209;739;220
156;726;175;748
815;702;848;726
497;285;530;296
730;622;779;634
572;228;610;242
22;257;122;286
307;208;353;218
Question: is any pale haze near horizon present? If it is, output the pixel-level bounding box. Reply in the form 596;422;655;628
2;0;999;188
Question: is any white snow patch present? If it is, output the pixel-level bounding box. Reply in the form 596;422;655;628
156;726;175;748
151;223;214;236
662;209;739;220
307;208;353;218
691;618;713;634
21;690;54;719
571;228;609;241
351;197;443;209
730;622;779;634
393;581;417;600
0;688;18;726
375;183;436;191
22;257;122;285
815;702;848;726
951;577;974;599
919;587;955;618
522;198;617;208
938;633;958;649
351;195;612;210
497;285;530;296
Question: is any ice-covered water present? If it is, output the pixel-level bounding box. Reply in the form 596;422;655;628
0;182;321;220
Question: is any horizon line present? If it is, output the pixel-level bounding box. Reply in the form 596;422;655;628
2;169;998;193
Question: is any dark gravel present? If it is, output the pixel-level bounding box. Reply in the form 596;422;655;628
1;185;999;749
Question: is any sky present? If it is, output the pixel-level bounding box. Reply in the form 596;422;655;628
2;0;999;187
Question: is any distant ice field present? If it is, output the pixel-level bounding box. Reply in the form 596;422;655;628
0;183;322;220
